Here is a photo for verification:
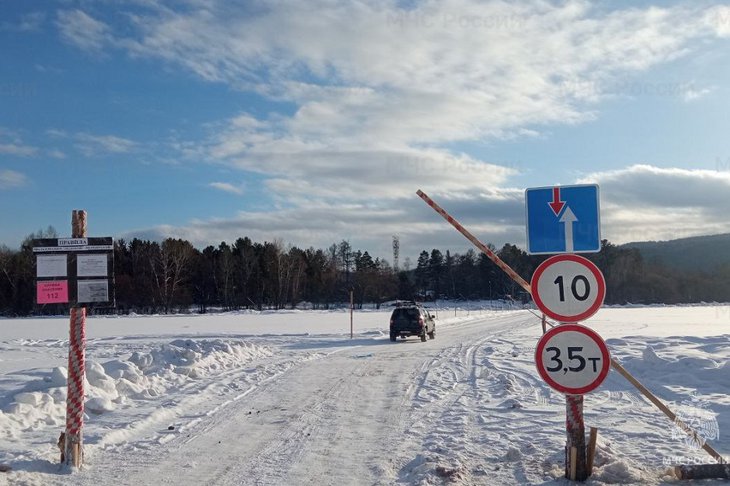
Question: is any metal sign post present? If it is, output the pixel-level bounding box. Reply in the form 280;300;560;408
530;225;608;481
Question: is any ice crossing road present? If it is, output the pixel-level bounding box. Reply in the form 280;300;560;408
7;307;729;486
58;312;542;486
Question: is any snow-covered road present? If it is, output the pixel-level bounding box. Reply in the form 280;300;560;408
60;312;535;485
2;306;729;485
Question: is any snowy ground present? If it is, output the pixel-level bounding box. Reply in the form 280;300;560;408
0;304;728;485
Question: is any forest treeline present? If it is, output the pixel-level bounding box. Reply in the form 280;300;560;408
1;227;729;316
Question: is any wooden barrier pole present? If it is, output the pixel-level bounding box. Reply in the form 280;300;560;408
416;190;728;467
416;190;531;293
610;359;726;464
349;288;354;339
675;464;730;480
64;210;87;468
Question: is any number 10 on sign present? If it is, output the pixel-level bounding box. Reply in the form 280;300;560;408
531;254;606;323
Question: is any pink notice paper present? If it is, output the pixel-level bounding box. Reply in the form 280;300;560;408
37;280;69;304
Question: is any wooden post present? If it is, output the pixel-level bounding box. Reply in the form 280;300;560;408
587;427;598;476
64;210;87;468
349;287;354;339
541;313;547;334
569;446;578;481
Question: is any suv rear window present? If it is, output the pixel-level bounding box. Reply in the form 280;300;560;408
392;308;421;319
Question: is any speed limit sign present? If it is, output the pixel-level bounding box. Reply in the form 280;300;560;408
535;324;611;394
531;254;606;322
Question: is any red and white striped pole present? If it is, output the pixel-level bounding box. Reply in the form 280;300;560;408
416;190;532;293
566;394;588;480
65;210;87;468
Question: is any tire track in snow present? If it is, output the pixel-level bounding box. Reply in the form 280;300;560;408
397;314;564;484
57;348;341;486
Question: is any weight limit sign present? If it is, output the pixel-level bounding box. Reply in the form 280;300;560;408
535;324;611;395
531;254;606;323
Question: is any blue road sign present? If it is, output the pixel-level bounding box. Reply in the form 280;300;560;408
525;184;601;255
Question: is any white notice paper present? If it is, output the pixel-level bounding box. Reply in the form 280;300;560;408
77;280;109;303
37;254;68;278
77;254;108;277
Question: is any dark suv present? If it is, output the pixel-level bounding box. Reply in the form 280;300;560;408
389;302;435;342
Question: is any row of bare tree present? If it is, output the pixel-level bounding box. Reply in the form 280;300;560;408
111;237;402;313
2;229;728;316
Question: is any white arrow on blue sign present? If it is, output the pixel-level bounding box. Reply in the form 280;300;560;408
525;184;601;255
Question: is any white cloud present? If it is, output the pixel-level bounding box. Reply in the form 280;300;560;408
41;129;138;158
579;165;730;243
103;1;725;206
126;165;730;258
0;170;28;190
122;189;527;258
57;9;112;53
46;129;68;139
58;2;730;255
0;129;39;156
74;133;137;156
47;149;67;159
208;111;518;200
1;12;45;32
208;182;244;195
683;86;713;102
78;2;724;150
706;5;730;37
0;143;38;157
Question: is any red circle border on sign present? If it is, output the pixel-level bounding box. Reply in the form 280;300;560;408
535;323;611;395
531;254;606;323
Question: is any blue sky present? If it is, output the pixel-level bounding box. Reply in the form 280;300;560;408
2;1;730;262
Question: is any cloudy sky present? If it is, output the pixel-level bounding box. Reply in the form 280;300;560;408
2;0;730;262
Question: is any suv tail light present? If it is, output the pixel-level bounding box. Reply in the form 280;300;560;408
418;317;424;327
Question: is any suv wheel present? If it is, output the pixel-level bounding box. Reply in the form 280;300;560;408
428;330;435;340
390;332;397;342
420;332;427;342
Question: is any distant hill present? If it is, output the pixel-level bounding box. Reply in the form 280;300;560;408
622;233;730;273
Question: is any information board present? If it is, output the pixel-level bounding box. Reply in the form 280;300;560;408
33;237;115;307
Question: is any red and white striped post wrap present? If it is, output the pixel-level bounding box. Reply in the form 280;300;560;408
65;209;87;467
65;306;86;466
565;394;588;480
416;190;531;293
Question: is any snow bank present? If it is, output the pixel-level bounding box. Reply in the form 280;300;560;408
0;339;271;444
